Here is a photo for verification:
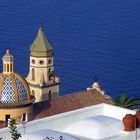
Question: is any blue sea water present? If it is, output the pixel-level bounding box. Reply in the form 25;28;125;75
0;0;140;98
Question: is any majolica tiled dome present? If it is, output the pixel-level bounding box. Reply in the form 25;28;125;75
0;50;31;104
0;73;30;103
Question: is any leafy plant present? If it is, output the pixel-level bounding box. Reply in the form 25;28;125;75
8;119;21;140
111;93;140;109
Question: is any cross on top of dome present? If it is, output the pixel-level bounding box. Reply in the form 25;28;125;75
6;49;11;56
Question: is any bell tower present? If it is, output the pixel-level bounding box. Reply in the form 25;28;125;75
27;27;60;102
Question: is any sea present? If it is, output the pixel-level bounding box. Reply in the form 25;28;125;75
0;0;140;98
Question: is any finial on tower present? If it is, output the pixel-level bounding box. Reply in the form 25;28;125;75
94;74;98;82
39;22;43;30
6;49;11;56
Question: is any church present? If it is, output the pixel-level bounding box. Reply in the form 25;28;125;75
0;27;109;127
0;27;61;125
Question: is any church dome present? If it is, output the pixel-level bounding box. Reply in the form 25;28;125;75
0;73;30;103
0;50;32;104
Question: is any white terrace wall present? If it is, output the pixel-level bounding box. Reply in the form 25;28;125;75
103;103;136;120
0;104;104;140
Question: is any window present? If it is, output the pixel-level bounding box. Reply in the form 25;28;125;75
48;68;51;74
5;115;10;123
32;68;35;81
32;59;35;64
48;90;52;100
49;75;51;81
39;60;44;65
10;63;12;72
48;59;52;64
32;90;35;97
7;64;9;72
22;113;26;122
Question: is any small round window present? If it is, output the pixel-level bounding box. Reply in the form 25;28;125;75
32;59;35;64
39;60;44;65
48;59;52;64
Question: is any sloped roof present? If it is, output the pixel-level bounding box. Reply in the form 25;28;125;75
33;89;112;119
30;27;53;53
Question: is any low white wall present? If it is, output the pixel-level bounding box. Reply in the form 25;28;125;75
103;103;136;120
0;104;103;140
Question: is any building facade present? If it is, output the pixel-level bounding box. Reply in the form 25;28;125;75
26;27;60;102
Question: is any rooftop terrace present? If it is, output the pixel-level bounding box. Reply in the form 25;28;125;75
0;103;139;140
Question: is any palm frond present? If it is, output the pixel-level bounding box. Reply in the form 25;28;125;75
111;93;140;109
125;97;140;105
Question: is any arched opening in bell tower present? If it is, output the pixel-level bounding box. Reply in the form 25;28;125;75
32;68;35;81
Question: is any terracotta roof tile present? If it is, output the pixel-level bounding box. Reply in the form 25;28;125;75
33;89;112;120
